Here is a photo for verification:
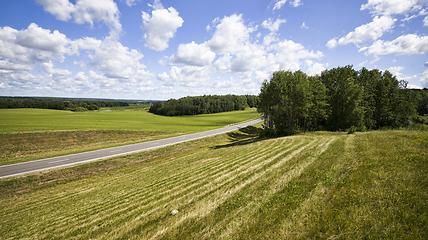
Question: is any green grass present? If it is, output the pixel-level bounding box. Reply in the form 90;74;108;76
0;108;259;133
0;108;260;165
1;129;426;239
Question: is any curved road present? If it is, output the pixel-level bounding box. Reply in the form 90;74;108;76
0;118;263;179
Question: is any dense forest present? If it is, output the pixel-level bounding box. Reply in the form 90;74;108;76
149;95;257;116
258;65;428;135
0;97;130;111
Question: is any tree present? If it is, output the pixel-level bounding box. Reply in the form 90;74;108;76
258;70;326;134
319;66;364;131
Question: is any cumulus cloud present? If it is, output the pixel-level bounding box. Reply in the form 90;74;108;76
420;69;428;88
40;61;71;75
0;24;78;76
0;22;153;97
158;66;211;87
261;18;286;32
306;61;326;76
207;14;255;54
273;0;302;10
162;13;324;91
269;39;323;71
360;34;428;56
169;41;216;66
15;23;77;55
36;0;122;37
387;66;417;81
230;44;267;73
142;4;184;51
361;0;427;16
326;16;396;49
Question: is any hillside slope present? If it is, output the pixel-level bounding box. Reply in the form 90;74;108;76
1;130;427;239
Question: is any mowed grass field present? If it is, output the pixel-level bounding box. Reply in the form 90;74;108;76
0;108;260;165
1;129;427;239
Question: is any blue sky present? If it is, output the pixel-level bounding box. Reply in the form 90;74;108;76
0;0;427;100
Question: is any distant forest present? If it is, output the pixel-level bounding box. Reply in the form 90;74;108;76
149;95;257;116
258;65;428;135
0;97;130;111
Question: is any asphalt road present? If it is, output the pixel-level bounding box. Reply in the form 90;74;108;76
0;118;263;179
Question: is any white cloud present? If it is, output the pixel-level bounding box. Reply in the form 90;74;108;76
0;60;33;71
361;0;427;16
269;39;323;71
121;0;141;7
158;66;211;87
36;0;122;37
0;23;153;97
161;13;324;93
326;38;338;49
207;14;255;54
261;18;286;32
387;66;417;81
36;0;74;21
142;5;184;51
326;16;396;49
15;23;77;55
421;69;428;88
424;15;428;26
300;22;308;29
306;62;326;76
213;54;232;72
170;41;216;66
273;0;302;10
230;44;267;73
83;38;152;81
291;0;302;7
361;34;428;56
0;24;77;75
211;77;237;88
273;0;288;10
407;84;423;89
40;61;71;76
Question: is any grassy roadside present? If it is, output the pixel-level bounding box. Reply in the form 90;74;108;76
0;129;426;239
0;108;260;165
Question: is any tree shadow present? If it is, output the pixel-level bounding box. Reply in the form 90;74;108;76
212;126;264;149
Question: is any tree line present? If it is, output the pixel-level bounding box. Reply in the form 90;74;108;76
0;97;129;111
258;65;428;135
149;95;257;116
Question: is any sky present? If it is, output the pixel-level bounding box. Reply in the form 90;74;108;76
0;0;427;100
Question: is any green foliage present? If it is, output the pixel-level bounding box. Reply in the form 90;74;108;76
149;95;256;116
320;65;364;131
0;97;129;111
258;66;419;134
258;70;328;135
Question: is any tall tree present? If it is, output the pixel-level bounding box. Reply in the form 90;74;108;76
258;70;326;134
319;66;364;131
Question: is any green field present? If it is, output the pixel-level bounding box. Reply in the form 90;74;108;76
0;108;260;165
0;107;259;133
1;129;427;239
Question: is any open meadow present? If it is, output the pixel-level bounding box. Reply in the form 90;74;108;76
0;127;427;239
0;107;259;165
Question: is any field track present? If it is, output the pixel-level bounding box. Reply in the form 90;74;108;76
1;133;342;239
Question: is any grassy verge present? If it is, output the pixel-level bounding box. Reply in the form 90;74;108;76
0;129;426;239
